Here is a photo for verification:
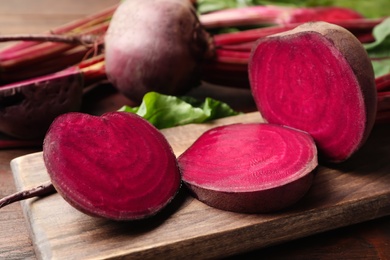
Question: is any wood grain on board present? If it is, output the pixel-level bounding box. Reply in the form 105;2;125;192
10;112;390;259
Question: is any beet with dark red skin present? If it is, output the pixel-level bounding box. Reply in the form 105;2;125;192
178;123;317;213
249;22;377;162
43;111;181;221
0;67;83;139
104;0;214;103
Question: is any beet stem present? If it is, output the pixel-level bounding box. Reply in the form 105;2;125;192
199;5;366;29
0;34;96;46
0;4;117;55
199;5;282;29
0;181;55;209
0;22;109;84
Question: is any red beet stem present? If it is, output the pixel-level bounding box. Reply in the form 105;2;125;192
377;91;390;112
214;25;296;46
0;4;117;55
200;5;364;29
0;181;55;209
0;34;96;45
213;18;382;47
376;73;390;92
0;46;92;83
217;41;255;52
1;21;108;62
79;59;107;86
0;21;109;84
200;5;285;29
215;49;251;64
0;54;105;91
201;61;249;88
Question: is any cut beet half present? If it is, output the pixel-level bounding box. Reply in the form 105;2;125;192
43;112;181;221
249;22;377;162
178;123;317;213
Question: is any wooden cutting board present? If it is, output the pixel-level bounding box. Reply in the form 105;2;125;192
10;112;390;260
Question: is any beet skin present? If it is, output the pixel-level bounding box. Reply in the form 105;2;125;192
105;0;213;102
43;112;181;221
0;67;83;139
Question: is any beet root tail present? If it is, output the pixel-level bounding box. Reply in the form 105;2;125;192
0;181;55;209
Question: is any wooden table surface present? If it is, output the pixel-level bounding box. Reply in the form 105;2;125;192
1;1;390;259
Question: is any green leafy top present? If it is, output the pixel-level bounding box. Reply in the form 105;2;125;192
363;18;390;78
119;92;241;129
364;17;390;59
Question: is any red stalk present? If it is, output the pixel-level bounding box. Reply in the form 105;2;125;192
200;5;364;29
0;46;92;83
0;181;54;208
0;54;107;91
217;41;255;51
376;73;390;92
0;4;117;55
213;18;382;47
213;25;296;46
215;49;251;64
377;91;390;112
0;21;108;64
200;5;286;28
201;61;249;88
79;57;107;86
0;22;109;84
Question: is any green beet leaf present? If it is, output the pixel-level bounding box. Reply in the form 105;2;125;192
362;17;390;78
364;17;390;59
119;92;240;129
371;58;390;78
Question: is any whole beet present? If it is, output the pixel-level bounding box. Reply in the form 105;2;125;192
0;68;83;139
104;0;214;102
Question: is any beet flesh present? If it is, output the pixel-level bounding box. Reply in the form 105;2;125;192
43;112;181;221
249;22;377;162
178;123;317;213
0;67;83;139
104;0;213;103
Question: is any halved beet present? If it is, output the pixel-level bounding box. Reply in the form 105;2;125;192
249;22;377;162
43;112;181;221
178;123;317;213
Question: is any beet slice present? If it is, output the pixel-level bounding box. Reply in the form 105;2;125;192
43;112;181;221
249;22;377;162
178;123;317;213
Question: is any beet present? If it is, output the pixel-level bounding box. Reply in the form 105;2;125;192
0;67;83;139
43;111;181;221
249;22;377;162
178;123;317;213
104;0;213;102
